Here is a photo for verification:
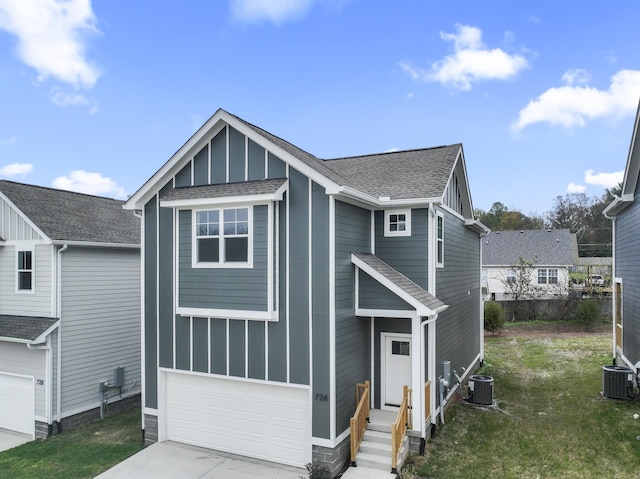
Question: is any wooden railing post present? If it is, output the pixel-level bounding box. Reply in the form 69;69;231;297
349;380;370;466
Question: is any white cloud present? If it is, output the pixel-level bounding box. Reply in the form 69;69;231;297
0;136;17;147
566;182;586;194
0;0;101;88
400;24;529;91
50;87;99;112
0;162;33;177
512;69;640;131
230;0;315;25
584;169;624;188
52;170;126;198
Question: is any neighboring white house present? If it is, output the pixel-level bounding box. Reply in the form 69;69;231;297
0;180;141;439
482;229;577;301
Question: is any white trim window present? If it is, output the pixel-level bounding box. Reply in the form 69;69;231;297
384;209;411;237
194;207;252;267
538;268;558;285
16;248;34;292
436;213;444;267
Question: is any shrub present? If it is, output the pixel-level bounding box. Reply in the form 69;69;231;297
484;301;505;334
303;462;332;479
576;298;601;332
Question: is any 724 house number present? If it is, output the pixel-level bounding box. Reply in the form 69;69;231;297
315;393;328;402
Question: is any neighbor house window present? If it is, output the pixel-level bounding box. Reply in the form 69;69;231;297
436;213;444;267
195;207;250;266
17;249;33;292
384;209;411;237
538;268;558;285
506;269;516;283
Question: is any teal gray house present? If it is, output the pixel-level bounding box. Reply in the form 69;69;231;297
604;100;640;373
124;109;487;475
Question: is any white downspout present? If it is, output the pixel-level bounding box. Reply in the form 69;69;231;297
56;244;68;423
603;211;616;361
27;335;53;431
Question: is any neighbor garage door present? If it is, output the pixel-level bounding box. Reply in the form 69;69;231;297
163;372;310;467
0;372;34;435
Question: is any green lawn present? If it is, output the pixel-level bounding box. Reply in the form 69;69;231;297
403;328;640;479
0;406;145;479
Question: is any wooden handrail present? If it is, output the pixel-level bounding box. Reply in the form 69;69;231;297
391;385;412;473
349;381;370;466
424;380;432;422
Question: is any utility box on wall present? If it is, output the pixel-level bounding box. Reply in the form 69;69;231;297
113;367;125;388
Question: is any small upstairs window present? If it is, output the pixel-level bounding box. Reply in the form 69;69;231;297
384;209;411;237
17;249;33;292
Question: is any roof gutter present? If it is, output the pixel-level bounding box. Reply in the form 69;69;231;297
50;240;140;249
335;185;443;208
603;194;634;218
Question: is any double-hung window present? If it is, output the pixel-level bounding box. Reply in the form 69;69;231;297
17;249;33;292
538;268;558;285
436;213;444;267
195;207;250;266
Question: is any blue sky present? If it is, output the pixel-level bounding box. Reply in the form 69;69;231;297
0;0;638;215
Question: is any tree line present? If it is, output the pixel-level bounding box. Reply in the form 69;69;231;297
474;184;621;257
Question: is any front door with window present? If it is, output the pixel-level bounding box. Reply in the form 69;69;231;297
382;334;412;409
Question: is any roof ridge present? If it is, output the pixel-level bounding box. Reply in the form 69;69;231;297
326;144;461;162
0;179;126;203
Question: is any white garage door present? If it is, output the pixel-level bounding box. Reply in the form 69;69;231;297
0;372;34;436
164;372;310;467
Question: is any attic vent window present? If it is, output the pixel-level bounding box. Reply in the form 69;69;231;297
384;209;411;237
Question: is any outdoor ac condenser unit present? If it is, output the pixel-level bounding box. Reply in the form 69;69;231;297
468;375;494;405
602;365;633;399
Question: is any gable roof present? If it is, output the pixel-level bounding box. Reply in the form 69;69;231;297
125;109;477;221
351;252;447;316
0;315;59;344
482;229;575;267
0;180;140;245
604;99;640;216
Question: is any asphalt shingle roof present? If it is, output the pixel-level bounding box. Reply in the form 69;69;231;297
325;145;460;200
0;180;140;244
230;111;460;201
482;229;575;266
0;315;58;342
161;178;287;202
352;252;446;313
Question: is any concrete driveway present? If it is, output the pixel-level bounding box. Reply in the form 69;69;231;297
95;442;307;479
0;428;32;453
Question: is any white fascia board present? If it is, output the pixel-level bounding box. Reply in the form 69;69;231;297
603;194;634;217
465;219;490;235
0;191;49;242
176;307;278;321
125;112;228;210
32;321;60;344
51;240;140;249
0;336;30;344
355;308;416;319
126;110;341;210
336;185;443;209
351;253;435;317
160;190;285;209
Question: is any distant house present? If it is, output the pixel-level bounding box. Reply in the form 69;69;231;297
124;108;488;475
482;229;576;301
603;100;640;371
0;181;141;439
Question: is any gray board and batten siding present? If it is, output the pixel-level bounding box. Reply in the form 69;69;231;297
333;200;371;436
615;179;640;365
143;125;334;441
435;209;482;393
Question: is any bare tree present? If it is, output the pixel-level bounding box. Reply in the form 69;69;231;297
500;257;545;321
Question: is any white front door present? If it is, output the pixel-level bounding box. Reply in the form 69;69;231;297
382;334;412;409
